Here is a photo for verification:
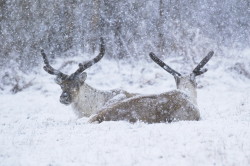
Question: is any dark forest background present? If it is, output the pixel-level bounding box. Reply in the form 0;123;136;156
0;0;249;92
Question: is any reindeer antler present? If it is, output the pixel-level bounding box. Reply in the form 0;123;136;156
71;37;105;77
41;50;68;80
149;52;182;77
193;51;214;76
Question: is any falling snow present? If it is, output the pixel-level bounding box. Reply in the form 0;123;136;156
0;1;250;166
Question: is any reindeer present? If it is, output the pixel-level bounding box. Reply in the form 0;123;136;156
89;51;214;123
41;38;136;117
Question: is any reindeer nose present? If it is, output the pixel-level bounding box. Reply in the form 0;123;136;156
60;92;71;105
62;92;68;97
61;92;69;100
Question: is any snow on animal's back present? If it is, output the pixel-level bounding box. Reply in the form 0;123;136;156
90;90;200;123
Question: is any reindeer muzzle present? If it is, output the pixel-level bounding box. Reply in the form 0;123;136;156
60;92;72;105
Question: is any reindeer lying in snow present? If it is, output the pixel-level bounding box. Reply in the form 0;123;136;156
41;38;136;117
89;51;214;123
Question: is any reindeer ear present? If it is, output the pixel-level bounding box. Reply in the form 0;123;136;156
78;72;87;84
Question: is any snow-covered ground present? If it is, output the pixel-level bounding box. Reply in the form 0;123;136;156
1;50;250;166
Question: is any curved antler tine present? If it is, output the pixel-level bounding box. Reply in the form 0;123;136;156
72;37;105;77
41;50;68;79
149;52;181;77
41;49;50;66
193;51;214;76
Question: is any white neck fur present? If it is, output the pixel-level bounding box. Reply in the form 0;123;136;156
176;76;197;105
71;83;111;117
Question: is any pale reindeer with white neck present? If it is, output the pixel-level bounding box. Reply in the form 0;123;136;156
90;51;214;123
41;38;136;117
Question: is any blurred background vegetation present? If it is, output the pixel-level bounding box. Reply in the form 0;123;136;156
0;0;249;92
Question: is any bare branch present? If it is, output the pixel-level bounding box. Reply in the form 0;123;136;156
149;52;181;77
193;51;214;76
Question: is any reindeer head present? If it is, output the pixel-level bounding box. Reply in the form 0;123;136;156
149;51;214;103
41;38;105;105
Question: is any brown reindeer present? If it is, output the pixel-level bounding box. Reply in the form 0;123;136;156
89;51;214;123
41;38;136;117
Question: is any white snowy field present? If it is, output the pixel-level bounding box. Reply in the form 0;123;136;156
0;50;250;166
